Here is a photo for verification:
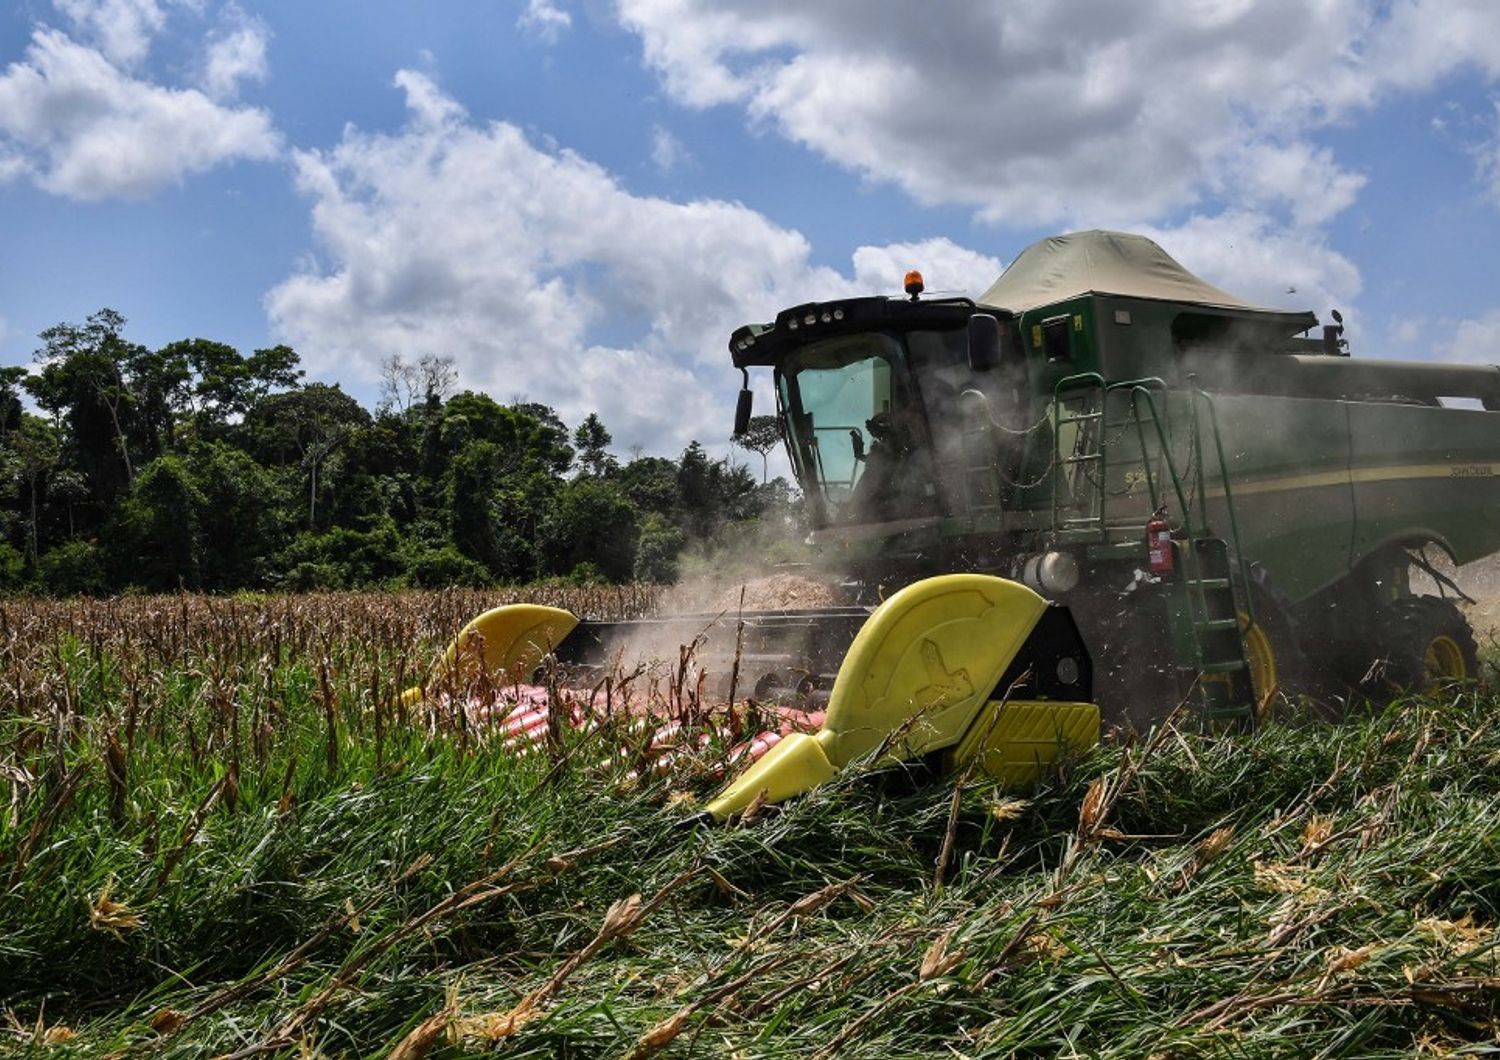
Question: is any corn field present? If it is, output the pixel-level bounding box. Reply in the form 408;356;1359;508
3;590;1500;1056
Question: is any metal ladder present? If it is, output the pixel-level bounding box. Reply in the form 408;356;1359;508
1050;375;1259;724
1048;374;1174;538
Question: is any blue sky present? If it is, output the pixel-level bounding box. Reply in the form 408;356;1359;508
4;1;1500;456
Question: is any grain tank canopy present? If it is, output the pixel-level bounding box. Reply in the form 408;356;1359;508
730;289;1026;531
976;229;1327;383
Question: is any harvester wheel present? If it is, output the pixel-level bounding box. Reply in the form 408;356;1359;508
1366;595;1478;694
1241;577;1309;719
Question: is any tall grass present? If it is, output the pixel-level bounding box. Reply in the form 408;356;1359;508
2;591;1499;1056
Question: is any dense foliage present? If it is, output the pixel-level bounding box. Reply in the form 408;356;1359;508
0;310;798;594
3;591;1500;1056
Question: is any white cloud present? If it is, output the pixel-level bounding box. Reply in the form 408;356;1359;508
0;27;280;199
1352;0;1500;98
1472;100;1500;209
518;0;572;43
616;1;1500;230
850;239;1002;299
201;11;269;99
650;125;689;173
1446;310;1500;365
1215;141;1367;228
265;72;1002;454
53;0;167;67
1138;211;1362;318
1390;316;1424;348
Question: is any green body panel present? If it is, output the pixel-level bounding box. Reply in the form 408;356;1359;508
1343;402;1500;566
1030;386;1500;603
994;291;1500;605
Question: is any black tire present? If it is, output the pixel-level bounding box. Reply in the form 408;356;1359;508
1354;595;1479;695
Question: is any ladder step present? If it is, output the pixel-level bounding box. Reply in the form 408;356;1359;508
1057;412;1103;425
1195;618;1240;632
1059;454;1103;465
1199;661;1247;675
1188;578;1231;591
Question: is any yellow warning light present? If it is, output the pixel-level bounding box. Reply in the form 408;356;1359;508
904;270;925;299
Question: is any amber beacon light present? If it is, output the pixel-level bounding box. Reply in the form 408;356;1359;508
903;269;924;299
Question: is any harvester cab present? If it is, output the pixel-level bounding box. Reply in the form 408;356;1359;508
425;230;1500;821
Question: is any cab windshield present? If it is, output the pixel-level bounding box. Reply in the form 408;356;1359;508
777;333;935;525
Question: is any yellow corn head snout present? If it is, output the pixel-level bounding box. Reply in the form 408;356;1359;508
404;574;1101;820
401;604;579;707
703;574;1099;820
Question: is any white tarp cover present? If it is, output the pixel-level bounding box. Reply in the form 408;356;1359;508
979;230;1276;313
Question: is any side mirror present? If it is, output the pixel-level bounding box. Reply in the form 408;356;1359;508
734;388;753;436
967;314;1002;372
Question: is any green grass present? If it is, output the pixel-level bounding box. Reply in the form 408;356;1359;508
3;593;1500;1057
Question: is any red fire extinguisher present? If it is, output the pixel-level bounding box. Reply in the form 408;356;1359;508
1146;506;1174;576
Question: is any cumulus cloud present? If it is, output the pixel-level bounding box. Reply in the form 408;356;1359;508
1445;310;1500;365
1214;141;1367;228
650;125;689;173
201;11;270;99
1471;100;1500;210
265;72;1000;454
1138;211;1362;318
0;27;280;199
616;0;1500;229
53;0;167;67
518;0;572;42
850;239;1002;298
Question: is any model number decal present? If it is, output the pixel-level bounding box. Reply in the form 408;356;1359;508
1450;464;1495;478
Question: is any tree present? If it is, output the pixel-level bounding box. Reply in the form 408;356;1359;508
617;456;678;516
675;441;758;540
185;442;287;588
634;512;684;582
157;339;303;436
30;309;145;486
735;414;781;483
418;354;457;406
540;478;638;582
573;413;617;477
49;469;89;539
445;439;507;576
246;384;370;529
378;354;420;415
0;366;25;447
123;342;191;456
114;455;205;589
9;416;60;563
247;345;304;398
508;401;575;475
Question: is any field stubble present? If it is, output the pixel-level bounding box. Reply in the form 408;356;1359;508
1;587;1500;1056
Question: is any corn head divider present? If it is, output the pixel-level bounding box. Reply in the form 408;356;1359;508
403;575;1099;821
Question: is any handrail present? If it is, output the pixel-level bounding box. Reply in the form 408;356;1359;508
1191;388;1257;628
1050;373;1178;535
1122;385;1195;540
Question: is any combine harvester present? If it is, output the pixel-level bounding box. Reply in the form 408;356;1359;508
420;231;1500;820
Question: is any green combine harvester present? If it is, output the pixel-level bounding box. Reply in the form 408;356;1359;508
432;231;1500;819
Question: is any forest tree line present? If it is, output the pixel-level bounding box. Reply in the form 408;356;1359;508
0;309;797;594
